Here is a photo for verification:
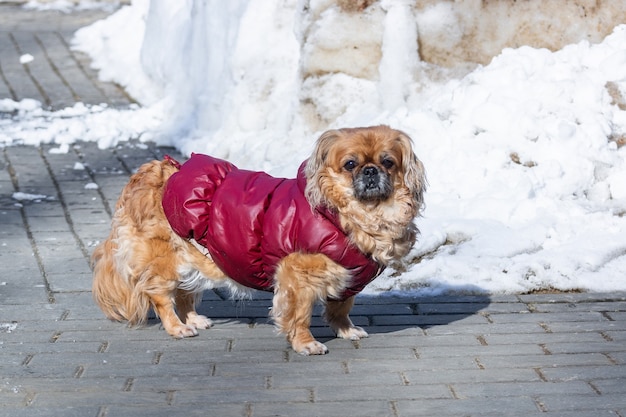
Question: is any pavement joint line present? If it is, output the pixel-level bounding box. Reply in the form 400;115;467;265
73;365;85;378
123;377;134;392
34;32;79;102
600;331;614;341
411;347;420;359
56;30;104;99
3;146;56;303
0;59;16;100
601;311;615;321
389;400;400;417
448;384;460;400
96;405;107;417
59;31;136;106
602;352;618;365
49;330;62;343
538;343;552;355
538;322;552;333
533;397;548;413
588;381;602;395
59;309;70;320
165;390;175;406
39;145;91;265
22;391;35;407
71;144;118;219
97;341;109;353
533;368;548;382
8;31;51;107
400;371;410;386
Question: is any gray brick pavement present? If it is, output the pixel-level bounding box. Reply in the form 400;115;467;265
1;5;626;417
0;4;133;109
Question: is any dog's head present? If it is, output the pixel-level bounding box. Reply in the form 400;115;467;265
305;125;426;211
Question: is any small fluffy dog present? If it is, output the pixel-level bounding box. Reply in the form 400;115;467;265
92;125;426;355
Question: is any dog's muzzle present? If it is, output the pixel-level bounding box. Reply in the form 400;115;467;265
354;166;392;201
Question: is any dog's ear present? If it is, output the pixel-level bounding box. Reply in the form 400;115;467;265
305;129;341;177
305;129;342;208
396;132;427;209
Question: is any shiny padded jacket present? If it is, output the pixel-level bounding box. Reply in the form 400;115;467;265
161;153;383;300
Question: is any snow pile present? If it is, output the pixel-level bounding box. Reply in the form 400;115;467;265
0;100;162;149
383;33;626;293
2;2;626;294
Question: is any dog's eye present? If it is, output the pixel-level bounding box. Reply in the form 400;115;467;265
343;160;357;171
381;159;394;169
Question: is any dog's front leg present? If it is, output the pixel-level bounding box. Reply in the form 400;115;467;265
324;296;368;340
272;253;350;355
273;284;325;355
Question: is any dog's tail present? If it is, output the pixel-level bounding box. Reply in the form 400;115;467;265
91;159;179;325
91;237;142;323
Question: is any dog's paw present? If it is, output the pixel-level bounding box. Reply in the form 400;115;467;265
296;340;329;356
169;324;199;339
187;314;213;330
336;326;369;341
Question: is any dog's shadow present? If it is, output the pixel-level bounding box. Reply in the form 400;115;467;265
349;285;492;336
189;284;491;341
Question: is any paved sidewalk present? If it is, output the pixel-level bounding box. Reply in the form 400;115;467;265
1;5;626;417
0;4;133;109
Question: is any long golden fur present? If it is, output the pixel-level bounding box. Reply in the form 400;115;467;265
92;125;426;355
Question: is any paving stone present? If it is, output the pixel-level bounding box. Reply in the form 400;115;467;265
251;401;394;417
536;364;626;382
484;331;608;346
394;396;541;416
424;321;547;336
546;321;626;333
488;311;608;324
104;405;247;417
532;301;626;313
372;313;488;326
542;341;626;354
518;292;626;303
590;378;626;394
404;367;544;385
478;352;613;369
453;380;596;399
173;386;314;405
46;271;92;292
538;393;626;413
0;401;100;417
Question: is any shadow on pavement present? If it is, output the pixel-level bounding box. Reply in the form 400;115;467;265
190;283;491;339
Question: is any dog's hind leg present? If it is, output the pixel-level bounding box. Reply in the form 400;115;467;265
174;241;232;330
324;296;368;340
272;253;350;355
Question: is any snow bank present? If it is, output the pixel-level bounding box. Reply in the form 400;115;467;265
0;99;161;149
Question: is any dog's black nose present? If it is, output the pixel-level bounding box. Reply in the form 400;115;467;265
363;166;378;177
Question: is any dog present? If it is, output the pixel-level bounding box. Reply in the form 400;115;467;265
92;125;426;355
